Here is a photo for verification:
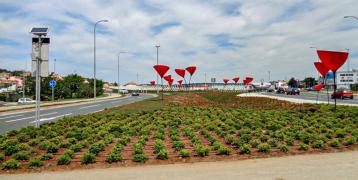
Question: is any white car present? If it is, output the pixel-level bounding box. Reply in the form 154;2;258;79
17;98;36;105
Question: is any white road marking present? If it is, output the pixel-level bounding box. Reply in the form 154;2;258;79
6;112;58;123
29;113;72;123
110;100;124;104
0;114;24;120
93;109;104;113
78;104;100;109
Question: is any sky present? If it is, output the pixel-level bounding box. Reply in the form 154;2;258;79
0;0;357;84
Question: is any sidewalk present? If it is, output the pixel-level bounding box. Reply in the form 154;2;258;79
2;151;358;180
0;94;125;114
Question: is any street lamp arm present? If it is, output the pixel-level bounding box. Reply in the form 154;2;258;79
344;16;358;20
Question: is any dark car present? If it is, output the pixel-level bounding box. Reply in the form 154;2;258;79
286;88;300;95
331;89;353;99
131;92;140;96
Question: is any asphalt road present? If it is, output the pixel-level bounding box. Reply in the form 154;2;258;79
262;91;358;105
0;94;153;134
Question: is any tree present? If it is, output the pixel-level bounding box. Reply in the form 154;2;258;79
303;77;316;88
288;78;298;88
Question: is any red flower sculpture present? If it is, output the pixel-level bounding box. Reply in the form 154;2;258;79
244;77;254;84
185;66;196;76
232;77;240;84
314;83;324;91
314;62;329;77
153;65;170;78
177;80;183;85
223;79;230;84
175;69;186;78
168;79;174;86
164;75;172;82
150;81;155;85
317;50;349;72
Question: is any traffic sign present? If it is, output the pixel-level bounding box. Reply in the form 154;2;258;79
49;80;56;88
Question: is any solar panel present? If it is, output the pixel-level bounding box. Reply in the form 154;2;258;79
30;27;49;36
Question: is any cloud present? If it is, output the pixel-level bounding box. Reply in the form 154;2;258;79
0;0;357;84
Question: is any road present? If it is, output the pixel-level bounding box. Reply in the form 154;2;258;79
262;91;358;105
2;151;358;180
0;94;154;134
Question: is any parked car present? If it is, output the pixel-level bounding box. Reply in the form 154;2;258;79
17;98;36;105
331;89;353;99
131;92;140;96
0;101;5;106
286;88;300;95
276;87;285;94
119;89;129;94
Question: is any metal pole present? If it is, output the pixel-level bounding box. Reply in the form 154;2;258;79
268;71;271;82
35;36;42;127
155;45;160;94
333;72;337;111
23;60;27;99
117;54;120;96
94;23;97;100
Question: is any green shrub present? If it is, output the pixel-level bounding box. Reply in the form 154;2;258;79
28;158;44;168
241;134;252;143
133;154;148;163
250;140;260;148
239;144;251;154
60;141;71;148
57;154;71;165
81;152;96;164
344;137;357;145
330;139;341;147
156;149;169;159
70;144;82;152
285;138;295;146
268;139;278;147
0;153;4;161
88;142;105;155
258;144;271;153
12;151;30;160
63;150;75;158
4;145;18;156
172;141;185;151
279;144;289;153
299;143;309;151
195;145;210;157
2;159;21;169
28;139;40;146
153;140;165;154
312;140;325;149
259;135;269;142
40;153;53;161
39;141;52;150
106;152;122;163
47;143;59;153
178;149;190;158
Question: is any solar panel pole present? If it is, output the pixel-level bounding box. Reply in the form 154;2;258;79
35;36;42;128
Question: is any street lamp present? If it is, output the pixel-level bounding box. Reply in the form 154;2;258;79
117;51;128;96
344;16;358;20
93;19;109;100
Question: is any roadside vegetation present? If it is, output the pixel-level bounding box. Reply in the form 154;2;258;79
0;92;357;172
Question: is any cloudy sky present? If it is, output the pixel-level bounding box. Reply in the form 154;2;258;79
0;0;357;84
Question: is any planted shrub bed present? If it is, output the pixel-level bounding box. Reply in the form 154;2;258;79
0;93;358;172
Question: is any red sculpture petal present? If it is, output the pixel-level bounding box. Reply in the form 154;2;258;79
185;66;197;76
150;81;155;85
177;80;183;85
232;77;240;84
314;62;329;77
153;65;170;78
223;79;230;84
175;69;186;78
317;50;349;72
245;77;254;84
164;75;172;82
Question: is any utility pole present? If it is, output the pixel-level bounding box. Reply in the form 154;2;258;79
52;59;56;102
23;59;27;99
268;71;271;82
346;48;350;71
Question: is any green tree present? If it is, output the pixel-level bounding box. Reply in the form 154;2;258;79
288;78;298;87
303;77;316;88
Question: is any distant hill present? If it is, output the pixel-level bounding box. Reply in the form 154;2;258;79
0;68;25;76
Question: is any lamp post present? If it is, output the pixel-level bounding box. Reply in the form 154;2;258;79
93;19;109;100
155;45;160;93
117;51;128;95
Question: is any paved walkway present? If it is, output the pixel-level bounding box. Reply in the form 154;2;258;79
2;151;358;180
